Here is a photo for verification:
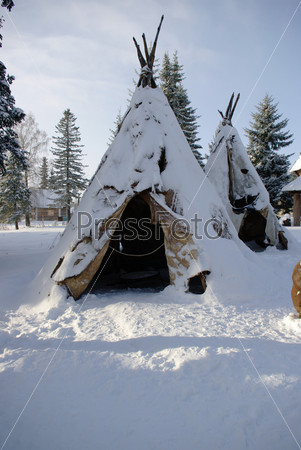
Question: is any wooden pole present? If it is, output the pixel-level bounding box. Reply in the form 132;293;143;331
149;15;164;69
293;192;301;226
229;93;240;121
225;92;234;119
133;15;164;88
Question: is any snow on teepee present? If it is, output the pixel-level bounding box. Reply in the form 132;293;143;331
31;19;260;303
205;93;287;250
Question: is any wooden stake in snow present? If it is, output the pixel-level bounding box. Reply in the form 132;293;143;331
133;15;164;88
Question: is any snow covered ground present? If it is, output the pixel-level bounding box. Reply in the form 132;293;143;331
1;226;301;449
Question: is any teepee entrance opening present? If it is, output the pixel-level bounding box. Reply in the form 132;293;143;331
238;209;268;248
88;195;170;293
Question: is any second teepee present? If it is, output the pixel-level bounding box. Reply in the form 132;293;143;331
205;93;287;249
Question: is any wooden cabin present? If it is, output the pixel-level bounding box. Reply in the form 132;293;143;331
282;154;301;226
30;188;67;221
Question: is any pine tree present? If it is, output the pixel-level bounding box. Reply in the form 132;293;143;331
245;94;293;213
159;52;204;167
51;109;88;221
39;156;49;189
0;152;31;229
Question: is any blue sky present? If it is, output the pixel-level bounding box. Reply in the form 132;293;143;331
2;0;301;178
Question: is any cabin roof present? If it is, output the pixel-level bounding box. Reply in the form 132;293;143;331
282;177;301;193
290;154;301;173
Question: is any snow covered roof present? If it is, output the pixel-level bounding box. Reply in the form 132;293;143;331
290;154;301;173
282;177;301;192
30;189;62;208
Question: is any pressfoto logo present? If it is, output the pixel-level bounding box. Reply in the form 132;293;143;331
76;212;223;241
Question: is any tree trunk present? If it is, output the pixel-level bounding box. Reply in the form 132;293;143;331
25;169;31;227
15;220;19;230
67;205;71;222
293;193;300;226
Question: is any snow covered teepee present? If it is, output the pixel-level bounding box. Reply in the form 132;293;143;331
205;93;287;250
34;19;258;302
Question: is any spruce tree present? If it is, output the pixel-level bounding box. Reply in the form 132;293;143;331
51;109;88;221
245;94;293;213
0;1;15;47
0;1;26;175
0;60;26;176
39;156;49;189
160;52;204;167
0;153;31;229
48;166;56;190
